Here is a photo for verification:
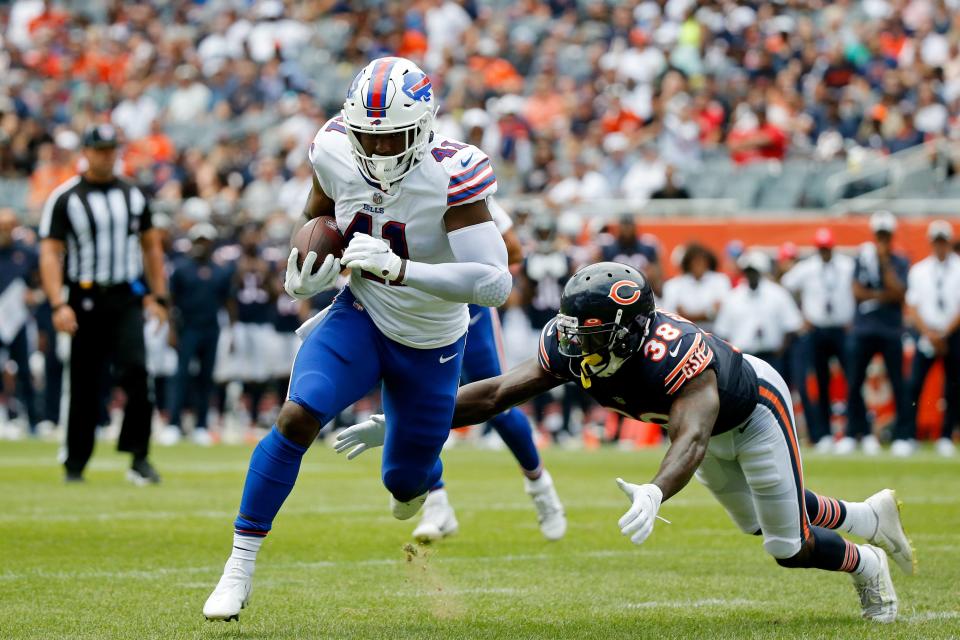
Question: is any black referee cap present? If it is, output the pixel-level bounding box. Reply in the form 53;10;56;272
82;124;119;149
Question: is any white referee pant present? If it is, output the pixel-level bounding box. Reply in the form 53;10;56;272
694;354;809;560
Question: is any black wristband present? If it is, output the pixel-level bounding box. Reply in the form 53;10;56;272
154;295;170;308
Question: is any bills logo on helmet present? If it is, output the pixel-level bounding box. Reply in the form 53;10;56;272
401;71;432;103
608;280;642;305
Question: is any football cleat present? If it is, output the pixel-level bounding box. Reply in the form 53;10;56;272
126;458;161;486
412;489;459;543
851;545;898;623
890;439;914;457
861;434;881;456
192;428;213;447
524;469;567;541
157;425;182;446
936;437;956;457
865;489;915;575
203;559;252;621
391;492;428;520
833;436;856;455
813;437;834;454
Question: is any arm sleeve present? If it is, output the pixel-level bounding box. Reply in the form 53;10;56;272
662;331;715;395
402;220;511;306
537;318;572;379
487;196;513;234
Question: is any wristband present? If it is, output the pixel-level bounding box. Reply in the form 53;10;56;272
52;302;68;312
154;295;170;308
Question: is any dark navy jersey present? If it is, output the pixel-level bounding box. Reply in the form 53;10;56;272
234;255;274;325
537;309;759;434
0;241;38;295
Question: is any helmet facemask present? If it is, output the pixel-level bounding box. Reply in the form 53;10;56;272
557;311;652;387
343;109;435;191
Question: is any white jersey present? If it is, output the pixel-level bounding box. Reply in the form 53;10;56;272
309;116;498;348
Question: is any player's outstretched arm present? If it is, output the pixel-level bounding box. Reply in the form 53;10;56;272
616;370;719;546
341;200;512;307
453;358;561;427
652;369;719;500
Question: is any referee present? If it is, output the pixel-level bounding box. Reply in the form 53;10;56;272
39;124;168;484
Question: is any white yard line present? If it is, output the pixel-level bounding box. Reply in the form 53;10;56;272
624;598;758;610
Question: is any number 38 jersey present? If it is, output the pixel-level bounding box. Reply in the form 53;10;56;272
538;310;759;434
308;116;497;349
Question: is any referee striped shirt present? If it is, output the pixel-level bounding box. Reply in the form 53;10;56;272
39;176;154;286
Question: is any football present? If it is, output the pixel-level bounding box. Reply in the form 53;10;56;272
293;215;344;273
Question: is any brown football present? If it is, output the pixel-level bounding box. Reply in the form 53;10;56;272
293;216;344;274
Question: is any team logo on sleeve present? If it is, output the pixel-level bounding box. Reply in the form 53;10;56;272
401;71;433;103
608;280;642;305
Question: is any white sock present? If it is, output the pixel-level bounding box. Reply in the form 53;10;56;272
229;533;264;574
839;501;879;539
853;544;880;578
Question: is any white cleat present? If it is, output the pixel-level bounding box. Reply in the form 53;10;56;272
524;469;566;541
865;489;915;575
412;489;459;543
814;437;834;454
157;425;182;446
861;435;881;456
890;439;914;458
192;428;214;447
203;559;252;621
391;492;428;520
852;545;898;623
936;437;956;457
834;436;856;455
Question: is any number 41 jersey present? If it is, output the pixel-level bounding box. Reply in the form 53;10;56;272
308;117;497;349
538;310;759;434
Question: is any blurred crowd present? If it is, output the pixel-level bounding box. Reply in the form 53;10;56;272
2;1;960;453
2;201;959;455
6;0;960;230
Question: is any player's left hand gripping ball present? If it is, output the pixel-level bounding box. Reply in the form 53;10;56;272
342;233;403;281
334;414;386;459
284;248;340;300
616;478;663;545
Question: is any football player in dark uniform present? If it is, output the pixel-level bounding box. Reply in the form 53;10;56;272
342;262;913;623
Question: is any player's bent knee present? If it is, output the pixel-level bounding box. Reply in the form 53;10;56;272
772;537;813;568
276;401;321;448
382;467;431;503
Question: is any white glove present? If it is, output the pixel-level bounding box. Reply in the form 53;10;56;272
334;414;386;459
616;478;663;546
284;248;340;300
341;233;403;282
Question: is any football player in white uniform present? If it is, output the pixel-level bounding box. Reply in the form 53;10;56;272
204;56;511;621
336;198;567;543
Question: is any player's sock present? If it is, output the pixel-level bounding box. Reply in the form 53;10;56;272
807;526;864;572
232;426;308;537
490;408;541;477
852;543;881;578
838;500;880;539
804;490;847;529
228;532;264;575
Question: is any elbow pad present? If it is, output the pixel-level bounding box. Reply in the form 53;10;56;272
474;267;512;307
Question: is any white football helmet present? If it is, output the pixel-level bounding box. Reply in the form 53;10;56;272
341;57;437;190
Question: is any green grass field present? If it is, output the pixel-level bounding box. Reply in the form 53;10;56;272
1;440;958;639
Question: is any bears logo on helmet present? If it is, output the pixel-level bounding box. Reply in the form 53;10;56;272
608;280;643;305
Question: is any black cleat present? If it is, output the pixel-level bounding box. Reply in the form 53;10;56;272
64;471;85;483
127;457;161;486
